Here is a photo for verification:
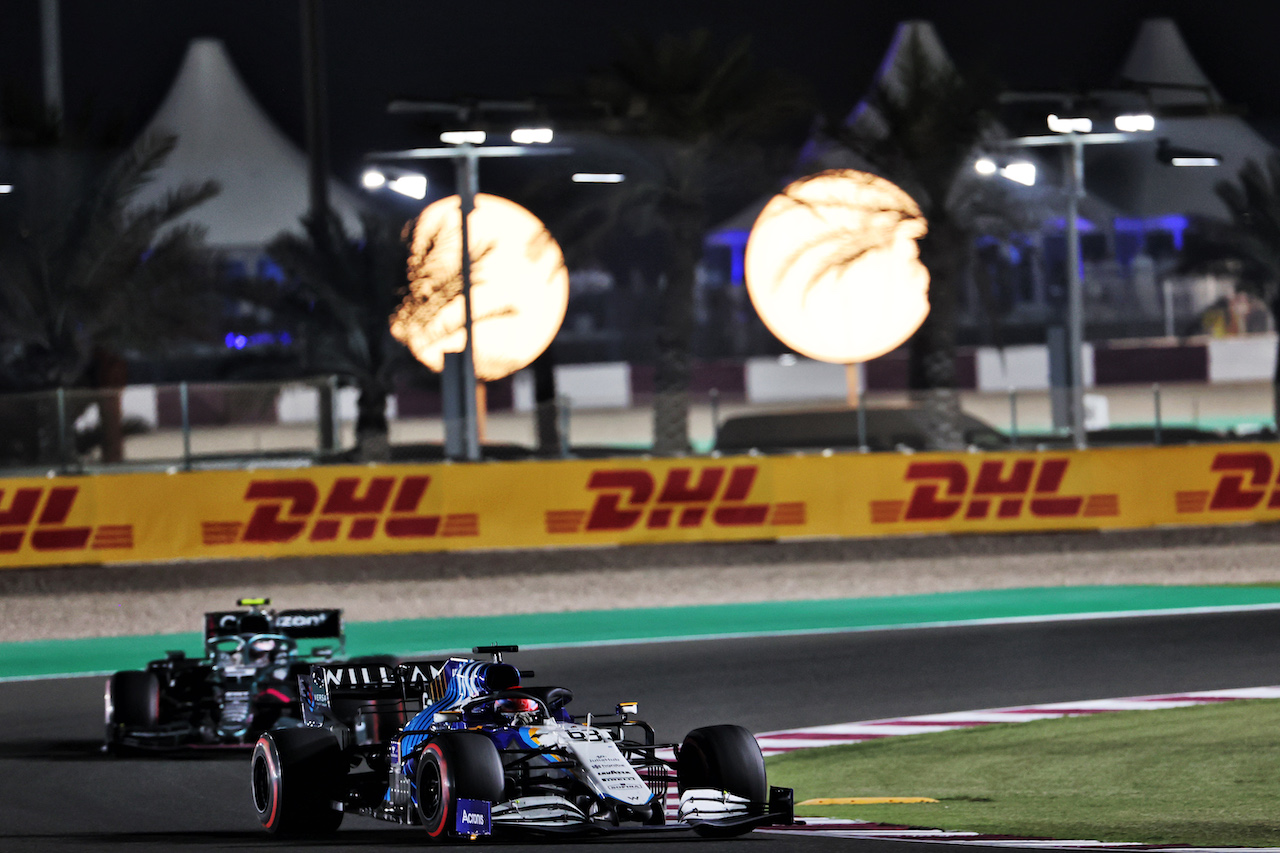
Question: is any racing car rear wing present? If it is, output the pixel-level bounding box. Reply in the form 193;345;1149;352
301;660;438;728
273;609;343;640
304;659;449;698
300;658;522;727
203;608;343;642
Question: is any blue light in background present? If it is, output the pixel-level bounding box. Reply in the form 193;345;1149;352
256;258;286;282
1047;216;1098;233
224;331;294;350
706;229;750;285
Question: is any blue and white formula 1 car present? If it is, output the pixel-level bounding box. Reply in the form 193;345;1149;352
250;646;794;839
104;598;348;752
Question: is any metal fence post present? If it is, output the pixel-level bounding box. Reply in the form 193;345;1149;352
1008;388;1019;446
1153;383;1162;445
317;374;337;454
709;387;720;452
558;394;571;458
180;381;192;470
55;386;69;471
856;382;868;452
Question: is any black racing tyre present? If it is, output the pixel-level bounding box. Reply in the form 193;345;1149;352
107;671;160;728
676;724;768;804
414;732;504;839
251;728;346;836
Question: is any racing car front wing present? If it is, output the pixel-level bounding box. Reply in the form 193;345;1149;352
335;784;795;837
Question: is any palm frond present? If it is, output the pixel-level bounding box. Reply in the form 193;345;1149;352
1183;154;1280;306
0;132;220;388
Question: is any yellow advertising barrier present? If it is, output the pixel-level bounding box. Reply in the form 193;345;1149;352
0;443;1277;569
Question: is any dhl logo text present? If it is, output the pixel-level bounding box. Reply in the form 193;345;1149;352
1177;451;1280;513
871;458;1119;524
0;486;133;552
202;476;478;545
545;465;805;534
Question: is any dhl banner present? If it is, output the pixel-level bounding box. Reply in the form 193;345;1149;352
1;444;1279;569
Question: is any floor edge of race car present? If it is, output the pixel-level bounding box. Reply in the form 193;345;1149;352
5;584;1280;681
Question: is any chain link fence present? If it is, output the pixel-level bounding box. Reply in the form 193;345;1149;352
0;377;1273;474
0;378;342;473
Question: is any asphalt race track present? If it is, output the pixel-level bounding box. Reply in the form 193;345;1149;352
4;608;1280;853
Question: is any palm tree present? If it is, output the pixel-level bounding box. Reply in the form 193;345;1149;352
256;210;412;462
0;133;219;389
1180;153;1280;426
573;29;811;454
816;27;1001;449
0;132;219;462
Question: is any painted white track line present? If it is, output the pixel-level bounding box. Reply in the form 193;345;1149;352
755;686;1280;757
724;686;1280;849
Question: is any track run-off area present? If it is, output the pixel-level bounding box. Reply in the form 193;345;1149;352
5;580;1280;853
6;583;1280;681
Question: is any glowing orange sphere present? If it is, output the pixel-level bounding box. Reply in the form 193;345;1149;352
391;193;569;381
744;169;930;364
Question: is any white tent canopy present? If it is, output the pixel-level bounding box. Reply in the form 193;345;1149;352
1086;18;1276;220
714;18;1276;244
713;21;951;240
1118;17;1221;108
130;38;365;251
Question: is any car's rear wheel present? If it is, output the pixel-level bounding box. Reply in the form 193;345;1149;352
414;732;504;839
251;728;346;836
676;724;768;836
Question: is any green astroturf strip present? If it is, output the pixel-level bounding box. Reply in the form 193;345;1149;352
768;698;1280;847
6;584;1280;680
0;630;204;680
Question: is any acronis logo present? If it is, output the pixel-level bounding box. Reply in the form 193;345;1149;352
455;799;491;835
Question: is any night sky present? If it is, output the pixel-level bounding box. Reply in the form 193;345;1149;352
2;0;1279;187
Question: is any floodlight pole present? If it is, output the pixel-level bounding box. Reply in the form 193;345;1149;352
1001;131;1137;449
365;143;570;462
39;0;63;131
455;144;481;462
992;90;1222;448
1064;133;1086;449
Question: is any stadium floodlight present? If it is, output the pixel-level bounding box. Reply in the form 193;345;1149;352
974;157;1034;186
388;173;428;200
1000;161;1037;186
1157;138;1221;167
440;130;487;145
511;127;553;144
1114;113;1156;133
1048;114;1092;133
572;173;626;183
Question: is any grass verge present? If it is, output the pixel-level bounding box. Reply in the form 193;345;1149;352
766;699;1280;846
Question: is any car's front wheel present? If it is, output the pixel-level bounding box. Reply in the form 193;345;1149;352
251;728;346;836
104;670;160;752
414;732;504;839
676;724;768;836
106;670;160;727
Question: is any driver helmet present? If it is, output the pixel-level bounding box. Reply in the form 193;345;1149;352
494;697;539;719
247;637;283;665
